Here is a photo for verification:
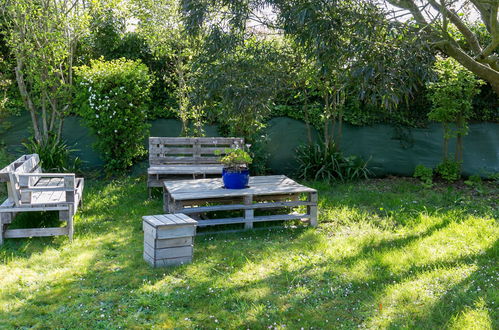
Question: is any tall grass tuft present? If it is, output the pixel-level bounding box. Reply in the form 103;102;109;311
23;135;81;173
296;142;371;182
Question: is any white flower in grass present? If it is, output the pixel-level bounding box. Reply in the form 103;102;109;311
95;114;99;118
129;103;133;107
114;130;117;133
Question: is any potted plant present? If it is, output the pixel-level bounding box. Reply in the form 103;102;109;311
217;146;253;189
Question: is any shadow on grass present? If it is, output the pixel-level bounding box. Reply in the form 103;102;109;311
0;177;496;328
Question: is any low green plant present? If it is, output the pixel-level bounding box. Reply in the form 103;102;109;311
296;143;370;182
413;164;433;188
75;58;153;174
435;158;461;182
487;172;499;182
216;146;253;172
464;174;481;185
23;135;81;173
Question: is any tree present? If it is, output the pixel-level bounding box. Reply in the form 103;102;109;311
426;56;484;162
1;0;90;144
384;0;499;96
0;55;9;113
189;37;289;139
135;0;203;136
182;0;434;148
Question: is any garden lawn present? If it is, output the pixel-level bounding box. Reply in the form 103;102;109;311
0;177;497;329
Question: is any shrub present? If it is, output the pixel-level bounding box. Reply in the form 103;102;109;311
23;135;81;173
75;58;153;173
296;143;370;182
435;158;461;182
413;164;433;188
464;174;483;189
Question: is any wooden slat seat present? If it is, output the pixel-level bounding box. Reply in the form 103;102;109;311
148;165;224;175
147;137;244;196
0;154;84;244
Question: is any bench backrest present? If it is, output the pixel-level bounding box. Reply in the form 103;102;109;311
0;154;41;206
149;137;245;165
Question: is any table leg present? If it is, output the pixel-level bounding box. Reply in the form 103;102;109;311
0;215;3;245
244;195;254;229
308;192;318;227
163;188;169;213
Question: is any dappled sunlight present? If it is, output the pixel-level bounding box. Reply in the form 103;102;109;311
0;177;497;328
448;297;494;330
381;216;497;273
364;265;477;328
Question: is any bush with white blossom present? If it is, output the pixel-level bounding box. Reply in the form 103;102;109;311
75;58;153;173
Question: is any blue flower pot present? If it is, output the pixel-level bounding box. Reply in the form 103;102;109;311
222;168;249;189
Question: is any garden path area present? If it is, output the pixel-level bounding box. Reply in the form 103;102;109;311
0;177;497;328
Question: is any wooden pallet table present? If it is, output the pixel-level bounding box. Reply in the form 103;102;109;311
163;175;318;230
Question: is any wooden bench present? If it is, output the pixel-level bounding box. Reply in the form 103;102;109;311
0;154;84;245
147;137;244;196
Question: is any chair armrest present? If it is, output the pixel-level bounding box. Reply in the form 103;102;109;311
18;173;75;177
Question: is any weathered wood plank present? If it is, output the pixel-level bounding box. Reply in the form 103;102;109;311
156;225;196;239
169;186;316;201
144;244;193;259
308;192;318;227
144;233;193;249
179;201;315;214
143;251;192;267
0;205;69;212
196;214;310;227
4;227;68;238
244;195;254;229
149;137;243;145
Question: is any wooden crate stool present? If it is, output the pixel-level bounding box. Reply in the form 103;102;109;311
142;213;197;267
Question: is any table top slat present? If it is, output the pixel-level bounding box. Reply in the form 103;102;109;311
164;175;316;201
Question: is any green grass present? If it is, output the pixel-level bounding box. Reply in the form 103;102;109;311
0;176;497;329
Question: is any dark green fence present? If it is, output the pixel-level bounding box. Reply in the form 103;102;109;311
1;114;498;176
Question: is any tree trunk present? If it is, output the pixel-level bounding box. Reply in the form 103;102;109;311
176;54;189;136
323;92;331;149
442;123;449;160
455;114;465;162
15;60;42;142
303;102;312;145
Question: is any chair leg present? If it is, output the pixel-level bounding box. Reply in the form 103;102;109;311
68;205;74;242
0;216;3;246
148;187;152;199
0;212;12;245
60;207;74;242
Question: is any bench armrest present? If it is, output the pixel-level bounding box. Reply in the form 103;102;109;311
18;173;75;177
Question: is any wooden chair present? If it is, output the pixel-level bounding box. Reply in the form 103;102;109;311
147;137;244;197
0;154;84;245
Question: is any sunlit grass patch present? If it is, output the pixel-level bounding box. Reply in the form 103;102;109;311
0;176;497;328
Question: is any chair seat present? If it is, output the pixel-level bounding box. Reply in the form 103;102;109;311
148;165;223;175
